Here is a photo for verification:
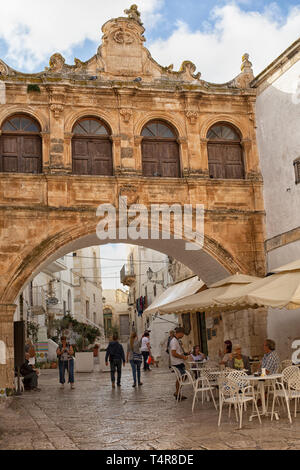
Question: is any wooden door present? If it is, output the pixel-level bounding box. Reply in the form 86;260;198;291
142;140;180;177
0;135;41;173
72;138;113;175
197;312;208;356
208;143;244;179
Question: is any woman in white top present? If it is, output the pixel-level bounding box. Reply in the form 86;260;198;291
141;332;151;371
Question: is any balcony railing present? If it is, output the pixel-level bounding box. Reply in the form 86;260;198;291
120;264;136;287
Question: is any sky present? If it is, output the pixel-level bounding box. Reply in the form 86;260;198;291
0;0;299;82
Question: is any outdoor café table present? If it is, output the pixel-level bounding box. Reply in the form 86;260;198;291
246;373;283;421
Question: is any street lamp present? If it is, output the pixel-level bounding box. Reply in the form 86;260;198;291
146;267;164;285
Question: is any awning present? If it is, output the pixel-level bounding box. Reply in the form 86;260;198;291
216;260;300;311
158;273;262;315
143;276;205;317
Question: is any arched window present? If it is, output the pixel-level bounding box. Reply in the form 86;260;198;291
72;118;113;175
0;115;42;173
141;120;180;177
207;123;244;179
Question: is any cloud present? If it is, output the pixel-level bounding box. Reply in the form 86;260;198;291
100;244;131;290
147;3;300;82
0;0;163;71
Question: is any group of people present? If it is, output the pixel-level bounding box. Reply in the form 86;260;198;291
105;330;153;388
219;338;280;376
19;336;75;391
19;329;281;398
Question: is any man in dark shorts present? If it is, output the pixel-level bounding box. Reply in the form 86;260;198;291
170;327;189;400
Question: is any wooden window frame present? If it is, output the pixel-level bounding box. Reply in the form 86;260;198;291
0;114;42;174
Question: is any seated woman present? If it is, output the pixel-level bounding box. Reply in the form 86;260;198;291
226;345;251;375
189;345;207;378
219;340;232;366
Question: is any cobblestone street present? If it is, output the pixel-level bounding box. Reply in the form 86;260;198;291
1;367;300;450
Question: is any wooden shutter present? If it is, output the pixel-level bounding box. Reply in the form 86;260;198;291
142;140;180;177
0;135;19;172
208;143;244;179
208;143;226;179
72;138;112;176
224;144;244;179
21;136;42;174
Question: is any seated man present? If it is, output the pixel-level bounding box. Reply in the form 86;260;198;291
20;353;40;391
261;339;280;375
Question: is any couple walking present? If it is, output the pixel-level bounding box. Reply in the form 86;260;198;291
105;331;147;388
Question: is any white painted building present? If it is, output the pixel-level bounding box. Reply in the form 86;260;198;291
14;246;104;342
254;38;300;359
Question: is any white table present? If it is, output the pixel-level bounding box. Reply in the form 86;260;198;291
246;373;283;420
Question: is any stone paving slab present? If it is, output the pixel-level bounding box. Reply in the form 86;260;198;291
0;367;300;450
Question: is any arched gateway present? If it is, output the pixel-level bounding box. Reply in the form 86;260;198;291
0;6;266;390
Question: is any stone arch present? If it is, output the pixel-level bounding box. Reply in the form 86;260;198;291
64;108;117;135
0;106;48;132
2;220;246;305
200;115;247;141
134;112;185;139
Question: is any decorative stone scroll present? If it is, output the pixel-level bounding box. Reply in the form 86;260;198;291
50;104;64;119
0;60;9;76
186;111;198;125
120;109;132;123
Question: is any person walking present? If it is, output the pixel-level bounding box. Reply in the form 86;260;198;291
105;333;125;388
127;332;143;387
56;336;75;389
141;331;151;371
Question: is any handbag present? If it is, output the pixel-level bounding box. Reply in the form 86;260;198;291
133;352;142;362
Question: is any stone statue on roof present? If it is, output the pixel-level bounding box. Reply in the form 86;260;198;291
124;4;143;25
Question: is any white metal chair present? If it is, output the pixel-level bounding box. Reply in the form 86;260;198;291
184;370;217;412
218;375;261;429
271;366;300;423
14;376;24;392
171;366;194;402
280;360;293;372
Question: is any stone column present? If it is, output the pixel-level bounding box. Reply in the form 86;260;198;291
0;303;16;392
177;137;189;177
111;135;122;176
64;132;74;173
199;138;209;177
40;131;51;174
134;136;143;176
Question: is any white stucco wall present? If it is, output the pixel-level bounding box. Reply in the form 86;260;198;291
266;240;300;360
256;59;300;361
256;60;300;240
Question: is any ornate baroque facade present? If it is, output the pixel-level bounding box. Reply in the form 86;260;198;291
0;6;266;389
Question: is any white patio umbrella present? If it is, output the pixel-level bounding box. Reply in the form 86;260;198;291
158;273;262;314
216;259;300;310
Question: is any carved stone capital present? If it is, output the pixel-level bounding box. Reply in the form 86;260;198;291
177;137;188;146
134;136;143;146
40;131;50;143
200;138;209;144
111;135;122;145
241;138;252;149
64;132;74;142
